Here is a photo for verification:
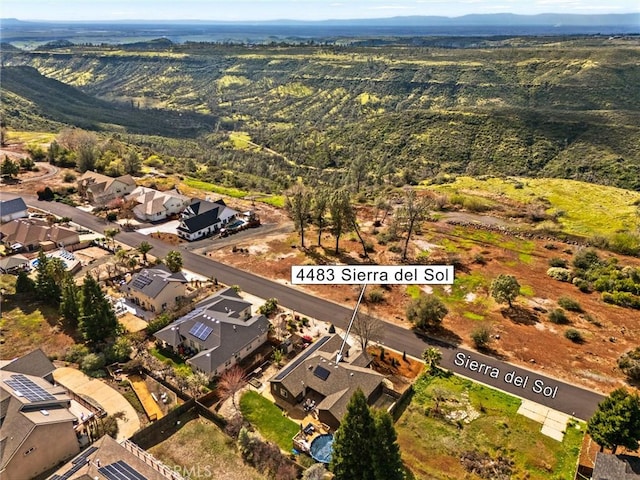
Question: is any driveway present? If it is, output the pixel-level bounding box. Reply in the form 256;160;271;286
53;367;140;441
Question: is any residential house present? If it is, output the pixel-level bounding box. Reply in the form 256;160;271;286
592;452;640;480
177;198;238;241
0;218;80;252
121;264;188;313
269;334;386;430
45;435;185;480
0;197;28;223
0;254;29;274
155;288;270;378
0;348;56;384
0;369;80;480
126;186;190;222
77;171;136;205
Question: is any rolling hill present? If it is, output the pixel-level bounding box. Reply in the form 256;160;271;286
1;37;639;190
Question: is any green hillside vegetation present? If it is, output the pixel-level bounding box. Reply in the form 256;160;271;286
0;66;215;137
431;176;640;237
1;38;639;191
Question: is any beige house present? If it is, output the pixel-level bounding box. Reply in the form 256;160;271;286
77;171;136;205
47;435;184;480
0;370;80;480
121;265;188;313
126;186;190;222
0;218;80;252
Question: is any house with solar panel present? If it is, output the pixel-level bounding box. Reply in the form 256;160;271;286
0;370;80;480
269;334;387;430
154;288;270;379
46;435;185;480
176;198;238;241
121;265;188;313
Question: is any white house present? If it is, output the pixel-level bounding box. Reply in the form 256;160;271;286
126;186;190;222
176;198;238;241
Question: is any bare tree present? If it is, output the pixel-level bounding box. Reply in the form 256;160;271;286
397;189;432;261
218;365;247;412
352;308;384;353
187;371;210;398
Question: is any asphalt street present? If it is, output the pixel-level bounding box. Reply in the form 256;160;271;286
12;193;605;420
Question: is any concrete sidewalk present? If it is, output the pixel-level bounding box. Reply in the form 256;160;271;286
517;399;572;441
53;367;141;441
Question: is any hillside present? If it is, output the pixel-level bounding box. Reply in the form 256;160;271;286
0;66;216;137
2;38;640;190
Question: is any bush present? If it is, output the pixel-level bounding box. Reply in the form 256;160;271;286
548;308;569;324
573;248;600;270
617;347;640;381
259;298;279;316
547;267;573;282
557;296;582;312
548;257;568;268
65;344;90;364
81;353;106;375
368;289;385;303
608;232;640;257
406;295;448;329
564;328;584;343
602;291;640;309
470;325;492;350
63;172;76;182
573;277;591;293
37;186;55;201
15;271;35;294
146;312;173;334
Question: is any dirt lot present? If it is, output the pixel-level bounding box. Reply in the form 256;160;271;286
208;208;640;395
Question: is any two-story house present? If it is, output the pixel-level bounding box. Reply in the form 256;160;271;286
121;265;188;313
77;171;136;205
126;186;191;222
155;288;270;378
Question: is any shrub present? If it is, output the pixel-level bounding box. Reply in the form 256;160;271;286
64;344;90;364
557;296;582;312
617;347;640;381
573;248;600;270
564;328;583;343
146;312;173;334
259;298;279;316
548;257;568;268
406;295;448;329
368;289;385;303
602;291;640;309
63;172;76;182
608;232;640;257
473;253;487;265
547;267;573;282
37;186;55;201
548;308;569;324
470;325;492;350
583;313;602;327
572;277;591;293
544;243;558;250
81;353;106;375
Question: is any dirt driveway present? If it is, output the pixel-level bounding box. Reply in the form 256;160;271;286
53;367;140;441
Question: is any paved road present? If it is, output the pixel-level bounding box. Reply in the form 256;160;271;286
14;194;605;420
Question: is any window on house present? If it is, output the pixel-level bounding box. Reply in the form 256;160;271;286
280;388;287;398
24;447;35;456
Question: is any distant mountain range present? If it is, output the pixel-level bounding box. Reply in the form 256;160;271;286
1;13;639;27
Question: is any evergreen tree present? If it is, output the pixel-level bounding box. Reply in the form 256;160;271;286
15;271;35;294
79;274;119;343
587;388;640;454
490;274;521;308
60;276;81;329
123;150;141;175
330;388;376;480
372;410;404;480
35;251;64;304
312;188;330;247
1;156;19;178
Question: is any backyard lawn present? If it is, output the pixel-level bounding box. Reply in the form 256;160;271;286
149;413;266;480
240;390;300;451
397;372;584;480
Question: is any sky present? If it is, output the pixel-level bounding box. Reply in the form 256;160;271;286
2;0;639;22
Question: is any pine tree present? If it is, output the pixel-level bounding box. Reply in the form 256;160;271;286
35;251;64;304
330;388;376;480
372;410;404;480
15;271;35;295
329;188;355;255
60;276;81;329
79;274;119;343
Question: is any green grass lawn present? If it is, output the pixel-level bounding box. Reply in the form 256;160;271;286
397;373;584;480
149;346;192;377
239;390;300;451
149;413;266;480
433;176;640;237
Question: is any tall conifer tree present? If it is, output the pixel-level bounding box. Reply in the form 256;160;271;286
79;274;119;343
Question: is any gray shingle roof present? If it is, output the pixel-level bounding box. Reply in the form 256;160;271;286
0;349;55;379
593;452;640;480
125;264;187;299
0;197;27;218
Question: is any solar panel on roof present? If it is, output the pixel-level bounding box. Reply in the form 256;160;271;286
98;460;148;480
131;273;153;290
189;321;213;341
313;365;331;381
273;335;332;381
72;446;97;464
4;374;56;402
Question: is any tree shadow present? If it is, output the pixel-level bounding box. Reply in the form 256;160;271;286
413;326;462;348
500;305;539;326
304;245;375;266
476;345;508;361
